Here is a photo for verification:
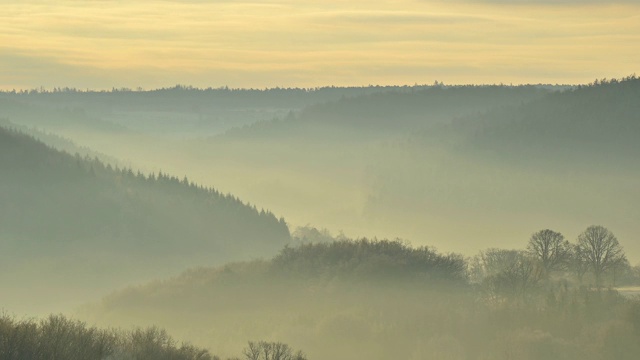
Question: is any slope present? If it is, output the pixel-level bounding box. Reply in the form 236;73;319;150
0;86;420;138
446;76;640;167
221;84;556;140
365;76;640;257
0;126;290;314
85;239;640;360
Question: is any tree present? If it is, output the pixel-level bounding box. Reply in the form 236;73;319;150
576;225;626;286
243;341;307;360
472;249;543;301
527;229;572;273
610;258;632;286
571;244;590;284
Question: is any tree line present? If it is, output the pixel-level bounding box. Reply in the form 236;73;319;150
288;224;634;290
470;225;635;304
87;229;640;360
0;313;307;360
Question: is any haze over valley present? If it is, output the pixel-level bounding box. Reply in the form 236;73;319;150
2;80;639;258
2;77;640;359
2;1;640;359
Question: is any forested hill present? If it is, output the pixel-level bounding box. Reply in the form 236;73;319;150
0;126;290;313
0;85;427;137
443;76;640;166
221;85;557;139
86;239;468;359
361;76;640;257
86;238;640;360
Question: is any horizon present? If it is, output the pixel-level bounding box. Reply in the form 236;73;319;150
0;80;589;93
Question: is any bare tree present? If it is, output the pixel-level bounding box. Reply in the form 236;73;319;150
576;225;626;286
474;249;543;302
243;341;307;360
610;257;631;286
243;342;263;360
571;244;590;284
527;229;572;273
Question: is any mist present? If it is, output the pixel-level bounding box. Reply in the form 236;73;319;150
2;78;640;359
2;82;638;261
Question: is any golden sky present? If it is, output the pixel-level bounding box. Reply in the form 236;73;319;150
1;0;639;89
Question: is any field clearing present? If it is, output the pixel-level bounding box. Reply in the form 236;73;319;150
617;286;640;298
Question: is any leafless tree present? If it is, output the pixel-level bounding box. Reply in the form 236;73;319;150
576;225;626;286
571;244;590;284
243;341;307;360
474;249;543;302
243;342;263;360
527;229;572;273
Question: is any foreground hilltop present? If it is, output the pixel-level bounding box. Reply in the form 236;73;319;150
86;237;640;360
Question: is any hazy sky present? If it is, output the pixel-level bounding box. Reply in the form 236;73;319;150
1;0;638;89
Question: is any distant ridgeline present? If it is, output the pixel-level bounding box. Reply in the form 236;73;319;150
448;75;640;165
220;83;558;139
0;125;290;264
0;85;445;136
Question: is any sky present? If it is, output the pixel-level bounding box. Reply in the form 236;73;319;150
1;0;639;89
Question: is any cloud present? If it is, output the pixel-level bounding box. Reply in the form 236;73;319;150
1;0;639;88
452;0;640;3
308;10;493;25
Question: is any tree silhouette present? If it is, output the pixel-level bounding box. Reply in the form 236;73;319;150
527;229;572;273
243;341;307;360
576;225;626;286
475;249;543;301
